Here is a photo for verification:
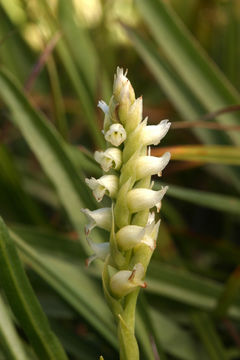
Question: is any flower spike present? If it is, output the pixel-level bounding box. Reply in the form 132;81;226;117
83;67;171;358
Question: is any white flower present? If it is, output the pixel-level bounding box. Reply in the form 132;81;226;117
110;263;146;298
116;220;160;250
142;119;171;146
113;67;128;98
135;152;171;180
127;186;168;213
86;238;110;267
104;123;127;147
113;67;135;104
85;175;118;202
97;100;109;114
94;148;122;172
81;208;112;235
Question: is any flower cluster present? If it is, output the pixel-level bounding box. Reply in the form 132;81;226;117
82;67;170;356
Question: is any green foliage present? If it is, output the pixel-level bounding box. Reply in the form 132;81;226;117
0;0;240;359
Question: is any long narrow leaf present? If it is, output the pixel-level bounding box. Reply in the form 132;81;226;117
10;230;118;349
163;183;240;216
136;0;240;145
147;261;240;319
0;295;29;360
0;68;98;251
152;145;240;165
0;218;68;360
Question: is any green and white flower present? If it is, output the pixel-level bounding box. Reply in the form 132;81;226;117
110;263;146;298
82;67;171;359
94;147;122;172
85;175;118;202
81;207;112;234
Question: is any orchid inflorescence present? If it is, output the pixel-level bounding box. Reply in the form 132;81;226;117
82;67;171;359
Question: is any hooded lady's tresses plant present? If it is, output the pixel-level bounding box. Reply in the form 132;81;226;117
82;68;171;360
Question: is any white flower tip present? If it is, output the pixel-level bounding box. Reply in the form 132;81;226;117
98;100;109;114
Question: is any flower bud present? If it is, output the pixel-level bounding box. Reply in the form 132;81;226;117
85;175;118;202
81;207;112;235
127;186;168;213
110;263;146;298
142;119;171;146
124;97;143;133
135;152;171;180
94;148;122;172
113;67;135;103
86;238;110;267
104;123;126;147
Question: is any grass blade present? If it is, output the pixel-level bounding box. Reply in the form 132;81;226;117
154;182;240;216
147;261;240;319
191;312;229;360
10;230;118;349
136;0;240;145
152;145;240;165
0;295;30;360
0;217;68;360
0;68;97;250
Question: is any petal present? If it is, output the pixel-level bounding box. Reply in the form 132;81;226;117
116;225;143;250
142;120;171;146
135;152;171;179
110;263;146;298
105;123;127;147
127;186;168;213
97;100;109;114
85;175;118;202
81;207;112;234
94;148;122;172
86;238;110;266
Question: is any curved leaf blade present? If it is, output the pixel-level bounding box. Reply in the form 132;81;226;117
0;217;68;360
0;68;97;251
0;295;30;360
136;0;240;145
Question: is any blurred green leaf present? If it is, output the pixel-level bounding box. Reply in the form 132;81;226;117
0;5;35;83
147;261;240;319
0;294;29;360
0;68;98;251
0;144;46;225
136;0;240;146
191;312;229;360
155;182;240;216
150;308;206;360
214;265;240;319
11;229;118;349
0;217;68;360
153;145;240;165
35;0;104;148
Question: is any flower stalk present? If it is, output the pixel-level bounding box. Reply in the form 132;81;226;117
83;67;171;360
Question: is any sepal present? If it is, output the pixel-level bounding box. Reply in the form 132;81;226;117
110;263;146;298
142;119;171;146
127;186;168;213
85;175;118;202
135;152;171;180
86;238;110;266
81;207;112;235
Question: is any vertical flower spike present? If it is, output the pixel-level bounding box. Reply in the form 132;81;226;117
82;67;171;360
